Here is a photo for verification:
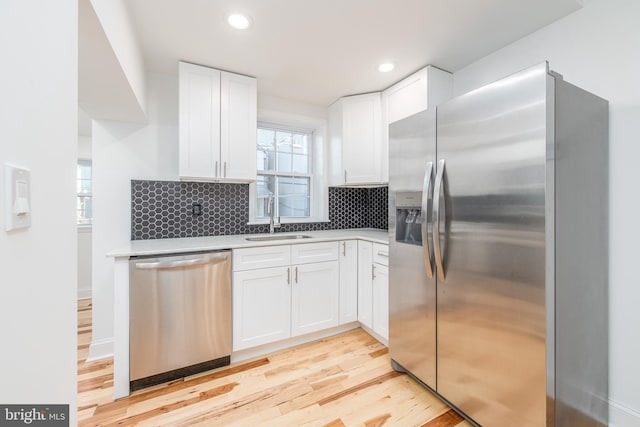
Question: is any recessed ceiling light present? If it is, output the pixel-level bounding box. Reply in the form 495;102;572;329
227;13;252;30
378;62;395;73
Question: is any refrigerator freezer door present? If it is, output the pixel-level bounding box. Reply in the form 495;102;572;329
436;63;549;426
389;108;437;389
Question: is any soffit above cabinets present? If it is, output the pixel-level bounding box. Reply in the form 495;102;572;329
126;0;582;106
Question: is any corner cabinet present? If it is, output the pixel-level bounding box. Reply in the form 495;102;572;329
178;61;256;181
380;66;452;181
328;93;383;186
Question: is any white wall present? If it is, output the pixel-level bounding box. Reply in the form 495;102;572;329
258;93;328;120
90;73;179;360
78;135;92;159
90;0;147;114
79;0;147;123
452;0;640;425
0;0;77;423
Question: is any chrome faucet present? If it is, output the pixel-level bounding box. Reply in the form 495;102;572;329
267;193;281;234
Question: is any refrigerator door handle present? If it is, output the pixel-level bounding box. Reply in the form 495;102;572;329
433;159;446;281
421;161;434;278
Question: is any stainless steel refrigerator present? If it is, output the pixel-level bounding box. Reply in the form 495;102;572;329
388;62;608;427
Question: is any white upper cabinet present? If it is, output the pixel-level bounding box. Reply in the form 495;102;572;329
328;66;452;185
220;71;257;180
328;93;383;186
179;61;257;181
380;66;452;181
179;62;221;180
382;65;453;125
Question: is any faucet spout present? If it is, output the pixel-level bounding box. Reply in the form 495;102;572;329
267;193;281;234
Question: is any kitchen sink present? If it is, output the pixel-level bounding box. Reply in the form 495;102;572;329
245;234;312;242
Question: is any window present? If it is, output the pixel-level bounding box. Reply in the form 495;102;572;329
77;160;92;226
256;124;312;219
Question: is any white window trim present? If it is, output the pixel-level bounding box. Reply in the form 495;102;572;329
249;110;329;225
77;158;93;229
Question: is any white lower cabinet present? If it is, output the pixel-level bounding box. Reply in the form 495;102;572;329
357;241;373;329
291;261;339;336
233;242;339;351
232;239;388;352
338;240;358;324
372;263;389;341
358;242;389;341
233;266;291;350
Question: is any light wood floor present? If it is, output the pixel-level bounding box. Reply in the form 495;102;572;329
78;299;471;426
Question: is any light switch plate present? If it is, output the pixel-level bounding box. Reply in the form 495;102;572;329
4;163;31;231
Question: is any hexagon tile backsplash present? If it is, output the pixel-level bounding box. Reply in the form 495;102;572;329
131;180;388;240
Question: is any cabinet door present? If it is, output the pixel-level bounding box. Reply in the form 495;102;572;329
383;68;429;126
381;66;452;183
372;263;389;341
179;62;221;179
381;70;427;183
291;261;339;336
220;71;257;181
233;266;291;351
357;241;373;328
339;240;358;324
342;93;382;184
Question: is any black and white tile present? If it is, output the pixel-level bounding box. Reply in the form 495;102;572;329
131;180;388;240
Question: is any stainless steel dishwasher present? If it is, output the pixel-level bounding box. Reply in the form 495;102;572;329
129;250;231;391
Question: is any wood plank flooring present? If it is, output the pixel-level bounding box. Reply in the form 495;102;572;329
77;299;470;426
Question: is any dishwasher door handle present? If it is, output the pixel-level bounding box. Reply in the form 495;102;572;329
135;254;228;270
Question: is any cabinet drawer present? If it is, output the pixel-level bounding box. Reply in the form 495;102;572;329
372;243;389;266
291;242;339;265
233;245;291;271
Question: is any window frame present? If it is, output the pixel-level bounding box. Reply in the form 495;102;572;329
256;122;314;220
249;113;329;225
77;159;92;228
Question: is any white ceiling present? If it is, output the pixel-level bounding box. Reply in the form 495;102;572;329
126;0;582;107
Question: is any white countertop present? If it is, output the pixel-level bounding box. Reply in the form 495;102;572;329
108;228;389;257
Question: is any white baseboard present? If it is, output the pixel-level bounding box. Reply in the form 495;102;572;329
610;399;640;427
359;324;388;346
77;289;91;300
87;338;114;362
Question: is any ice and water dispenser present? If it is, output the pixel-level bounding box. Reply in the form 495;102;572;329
395;191;424;246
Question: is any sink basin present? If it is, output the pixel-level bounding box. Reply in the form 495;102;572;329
245;234;312;242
